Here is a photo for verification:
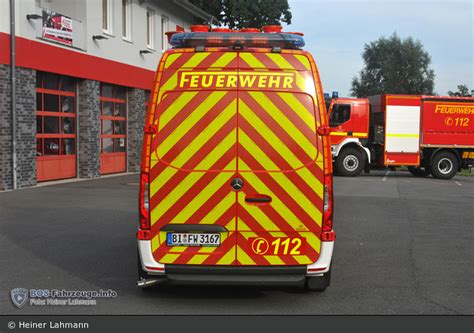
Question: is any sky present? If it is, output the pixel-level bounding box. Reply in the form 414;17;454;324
282;0;473;96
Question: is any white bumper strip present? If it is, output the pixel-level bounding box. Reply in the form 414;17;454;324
138;240;165;274
306;241;334;275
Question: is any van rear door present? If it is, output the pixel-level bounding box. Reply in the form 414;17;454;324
149;50;239;266
236;51;324;266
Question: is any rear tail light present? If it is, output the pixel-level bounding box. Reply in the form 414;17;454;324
139;172;150;230
322;174;335;241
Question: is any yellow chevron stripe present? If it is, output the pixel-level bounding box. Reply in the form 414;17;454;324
198;192;235;225
182;52;211;68
151;159;235;224
238;132;322;223
210;52;237;68
237;246;256;265
277;92;317;131
238;193;280;231
239;159;319;231
265;53;307;91
237;219;257;235
239;52;265;68
216;247;235;265
159;253;180;263
239;100;312;170
294;55;311;70
264;256;285;265
265;53;294;70
171;173;233;224
158;53;211;99
164;53;182;69
293;255;312;264
159;92;198;130
150;130;236;197
248;92;317;157
157;91;230;157
152;235;160;252
186;254;209;265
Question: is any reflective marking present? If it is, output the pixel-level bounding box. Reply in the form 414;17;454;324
382;171;390;181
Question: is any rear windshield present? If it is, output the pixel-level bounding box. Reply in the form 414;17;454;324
152;51;320;172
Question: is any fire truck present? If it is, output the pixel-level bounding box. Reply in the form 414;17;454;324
328;94;474;179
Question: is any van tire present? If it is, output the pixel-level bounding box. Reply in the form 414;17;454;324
305;268;331;292
335;148;364;176
431;151;458;180
407;166;431;177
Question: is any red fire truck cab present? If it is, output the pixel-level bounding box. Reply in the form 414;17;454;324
328;94;474;179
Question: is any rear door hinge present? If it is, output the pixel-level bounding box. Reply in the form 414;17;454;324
144;124;158;134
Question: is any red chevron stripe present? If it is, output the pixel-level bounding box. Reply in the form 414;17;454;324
236;233;270;265
239;116;311;171
201;233;236;265
240;93;316;164
156;93;236;162
158;52;195;83
151;91;213;152
238;151;322;235
237;188;320;262
260;92;317;136
153;152;235;227
239;145;323;205
149;117;237;211
280;53;309;71
181;186;236;225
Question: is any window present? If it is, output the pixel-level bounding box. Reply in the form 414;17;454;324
146;8;155;49
329;104;351;127
122;0;131;40
36;72;77;158
100;84;127;154
102;0;113;34
161;15;169;52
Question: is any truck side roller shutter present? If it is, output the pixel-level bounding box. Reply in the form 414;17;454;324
384;105;421;165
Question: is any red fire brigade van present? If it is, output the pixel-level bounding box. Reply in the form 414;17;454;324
328;95;474;179
137;26;335;291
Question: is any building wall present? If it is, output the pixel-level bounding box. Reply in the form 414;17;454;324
0;64;12;191
127;88;146;173
0;0;209;190
78;79;101;179
1;0;196;74
0;65;36;190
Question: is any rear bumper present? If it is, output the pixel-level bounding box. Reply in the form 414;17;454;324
137;239;334;283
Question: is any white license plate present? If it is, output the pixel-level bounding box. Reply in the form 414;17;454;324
166;233;221;247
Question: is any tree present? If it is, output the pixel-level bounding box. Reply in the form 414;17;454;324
447;84;471;97
190;0;292;29
351;33;435;97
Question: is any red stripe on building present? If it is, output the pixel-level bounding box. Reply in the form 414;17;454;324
0;32;155;90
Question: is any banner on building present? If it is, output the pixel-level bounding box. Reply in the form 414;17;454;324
42;9;73;46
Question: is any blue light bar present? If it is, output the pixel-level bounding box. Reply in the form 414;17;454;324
169;32;305;49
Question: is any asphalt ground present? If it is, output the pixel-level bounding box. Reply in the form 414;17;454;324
1;171;472;315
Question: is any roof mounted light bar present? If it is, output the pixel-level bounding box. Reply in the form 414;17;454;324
169;31;305;49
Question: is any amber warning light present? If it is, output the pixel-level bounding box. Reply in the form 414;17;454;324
169;31;305;49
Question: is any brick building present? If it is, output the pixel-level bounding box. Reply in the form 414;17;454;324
0;0;212;190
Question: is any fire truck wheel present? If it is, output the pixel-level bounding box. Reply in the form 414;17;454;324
335;148;365;176
431;151;458;179
407;166;431;177
305;268;331;292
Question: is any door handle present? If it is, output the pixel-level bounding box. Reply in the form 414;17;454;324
245;195;272;204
